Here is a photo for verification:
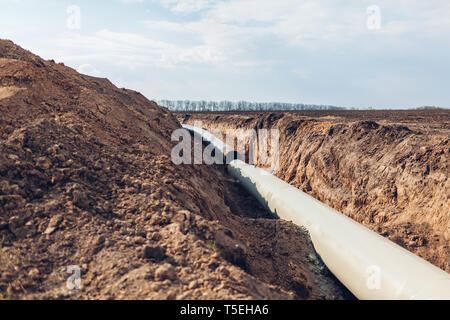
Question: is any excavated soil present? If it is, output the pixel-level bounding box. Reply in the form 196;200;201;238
179;110;450;272
0;40;352;300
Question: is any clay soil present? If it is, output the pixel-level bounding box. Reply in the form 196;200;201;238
0;40;352;300
179;110;450;272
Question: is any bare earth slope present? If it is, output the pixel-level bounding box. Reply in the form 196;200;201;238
180;111;450;272
0;40;350;299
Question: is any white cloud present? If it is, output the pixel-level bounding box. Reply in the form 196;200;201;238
141;17;273;70
56;29;225;69
141;20;192;33
156;0;216;13
206;0;450;46
118;0;145;3
76;63;102;76
53;0;448;75
144;0;450;65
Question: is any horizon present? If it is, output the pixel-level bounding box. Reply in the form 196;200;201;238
1;0;449;109
157;99;449;111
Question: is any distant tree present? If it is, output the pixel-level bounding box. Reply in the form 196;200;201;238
158;100;346;112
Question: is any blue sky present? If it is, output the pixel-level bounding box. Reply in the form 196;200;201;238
1;0;449;108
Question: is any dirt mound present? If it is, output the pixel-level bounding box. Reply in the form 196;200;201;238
0;40;350;299
180;111;450;272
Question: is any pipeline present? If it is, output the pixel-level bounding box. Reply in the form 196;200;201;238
182;124;450;300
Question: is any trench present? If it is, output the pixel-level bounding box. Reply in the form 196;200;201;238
187;126;355;300
183;123;450;300
179;112;450;274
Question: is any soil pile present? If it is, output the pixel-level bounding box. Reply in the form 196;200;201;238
0;40;350;299
180;110;450;272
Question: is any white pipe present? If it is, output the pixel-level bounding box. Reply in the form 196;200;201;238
182;124;450;300
183;124;238;161
228;161;450;300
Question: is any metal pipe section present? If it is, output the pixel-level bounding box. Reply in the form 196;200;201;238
182;124;450;300
183;124;238;161
183;124;233;155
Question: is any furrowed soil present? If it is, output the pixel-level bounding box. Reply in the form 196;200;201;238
179;110;450;272
0;40;352;300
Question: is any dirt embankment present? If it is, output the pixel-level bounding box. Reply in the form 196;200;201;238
179;111;450;272
0;40;351;300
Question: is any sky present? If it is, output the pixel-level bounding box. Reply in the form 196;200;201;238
1;0;449;109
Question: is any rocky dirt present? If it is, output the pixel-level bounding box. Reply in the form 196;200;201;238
0;40;352;300
179;110;450;272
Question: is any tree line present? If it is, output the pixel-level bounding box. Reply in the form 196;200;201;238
158;100;345;112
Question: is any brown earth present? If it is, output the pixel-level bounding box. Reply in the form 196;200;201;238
0;40;352;300
179;110;450;272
